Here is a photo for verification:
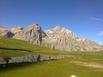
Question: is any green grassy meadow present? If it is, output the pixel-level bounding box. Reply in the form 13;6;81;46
0;37;103;77
0;37;69;57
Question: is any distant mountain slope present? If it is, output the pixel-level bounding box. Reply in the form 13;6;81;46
43;26;103;51
0;24;103;51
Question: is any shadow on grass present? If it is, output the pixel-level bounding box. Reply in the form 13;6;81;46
0;60;56;71
0;47;32;52
0;62;36;71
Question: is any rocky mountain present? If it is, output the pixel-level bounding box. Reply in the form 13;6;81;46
0;27;13;38
43;26;103;51
12;24;46;45
0;24;103;51
11;25;23;34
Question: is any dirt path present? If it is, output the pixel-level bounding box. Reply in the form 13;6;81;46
70;61;103;69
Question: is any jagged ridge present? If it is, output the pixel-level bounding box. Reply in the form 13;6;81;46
0;24;103;51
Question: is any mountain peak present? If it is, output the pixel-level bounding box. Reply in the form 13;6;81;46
52;26;72;33
11;25;23;33
15;25;22;29
26;24;41;31
52;26;61;30
0;27;8;32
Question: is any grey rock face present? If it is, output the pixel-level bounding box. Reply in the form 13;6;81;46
0;28;14;38
13;24;45;45
43;26;103;51
11;25;23;34
0;54;74;64
42;26;78;51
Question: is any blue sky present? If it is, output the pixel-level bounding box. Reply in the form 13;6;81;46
0;0;103;44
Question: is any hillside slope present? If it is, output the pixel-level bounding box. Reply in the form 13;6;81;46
0;37;69;57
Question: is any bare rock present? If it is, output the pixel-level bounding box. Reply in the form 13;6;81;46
13;24;45;45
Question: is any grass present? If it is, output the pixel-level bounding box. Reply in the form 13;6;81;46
0;37;103;77
0;37;69;57
0;57;103;77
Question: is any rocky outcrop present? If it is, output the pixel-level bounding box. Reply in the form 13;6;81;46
42;26;78;51
0;27;14;38
12;24;46;45
0;24;103;51
11;25;23;34
0;55;73;64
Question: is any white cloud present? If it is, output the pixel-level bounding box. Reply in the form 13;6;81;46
90;17;103;21
98;31;103;37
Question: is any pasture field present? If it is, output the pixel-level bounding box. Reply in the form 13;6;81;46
0;37;103;77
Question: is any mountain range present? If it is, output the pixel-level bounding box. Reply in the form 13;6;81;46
0;24;103;51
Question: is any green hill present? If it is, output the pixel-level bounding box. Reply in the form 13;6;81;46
0;37;69;57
